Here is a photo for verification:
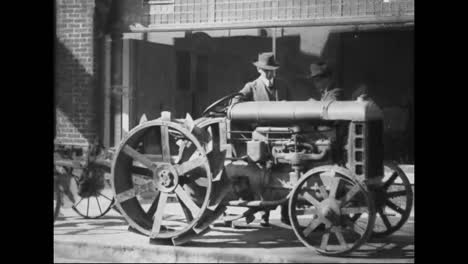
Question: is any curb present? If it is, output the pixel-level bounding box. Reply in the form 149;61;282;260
54;239;414;263
54;240;304;263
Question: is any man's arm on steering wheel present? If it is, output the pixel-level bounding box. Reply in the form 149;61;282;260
231;82;254;104
231;94;244;104
202;92;245;116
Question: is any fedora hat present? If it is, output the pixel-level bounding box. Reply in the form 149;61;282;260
253;52;279;70
308;62;331;79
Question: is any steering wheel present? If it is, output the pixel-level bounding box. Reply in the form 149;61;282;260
202;92;244;117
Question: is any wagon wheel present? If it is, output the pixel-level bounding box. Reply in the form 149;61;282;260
54;174;62;223
369;161;413;238
289;165;376;256
111;120;212;240
71;167;115;219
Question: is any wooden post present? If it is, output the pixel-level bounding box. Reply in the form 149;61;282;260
272;27;276;58
122;39;130;137
111;33;123;146
190;51;198;116
130;39;137;130
103;35;112;148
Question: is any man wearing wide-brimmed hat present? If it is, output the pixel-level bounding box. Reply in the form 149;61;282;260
230;52;291;227
232;52;290;104
307;62;344;101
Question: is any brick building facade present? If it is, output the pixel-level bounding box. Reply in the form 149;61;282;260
55;0;98;148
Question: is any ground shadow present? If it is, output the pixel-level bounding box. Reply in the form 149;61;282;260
359;234;414;259
185;224;301;249
55;214;125;225
54;214;128;236
54;211;413;259
180;223;414;260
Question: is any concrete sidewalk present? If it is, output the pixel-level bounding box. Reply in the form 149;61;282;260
54;206;414;263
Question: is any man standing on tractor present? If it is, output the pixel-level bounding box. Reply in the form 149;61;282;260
232;52;290;104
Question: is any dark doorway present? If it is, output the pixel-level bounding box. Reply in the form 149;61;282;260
339;28;414;163
127;39;177;127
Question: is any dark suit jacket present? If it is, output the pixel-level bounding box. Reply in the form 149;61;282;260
236;77;291;102
321;88;344;101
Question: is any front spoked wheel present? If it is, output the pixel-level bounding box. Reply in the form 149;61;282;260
289;166;376;256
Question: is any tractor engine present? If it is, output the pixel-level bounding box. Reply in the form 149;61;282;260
246;126;333;167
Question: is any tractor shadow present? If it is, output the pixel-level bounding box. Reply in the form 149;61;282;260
190;223;303;248
53;213;128;236
182;221;414;259
356;234;414;259
54;212;414;259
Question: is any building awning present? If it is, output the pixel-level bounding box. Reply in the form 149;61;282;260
131;0;414;32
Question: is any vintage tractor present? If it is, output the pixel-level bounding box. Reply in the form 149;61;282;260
110;95;413;256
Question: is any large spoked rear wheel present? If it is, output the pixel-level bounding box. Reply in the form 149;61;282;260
289;165;376;256
112;120;213;241
370;161;413;238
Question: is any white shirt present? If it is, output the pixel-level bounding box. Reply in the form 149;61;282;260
259;75;274;88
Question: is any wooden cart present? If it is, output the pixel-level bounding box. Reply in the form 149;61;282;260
54;143;115;222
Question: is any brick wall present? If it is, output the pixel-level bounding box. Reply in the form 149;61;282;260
55;0;97;148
